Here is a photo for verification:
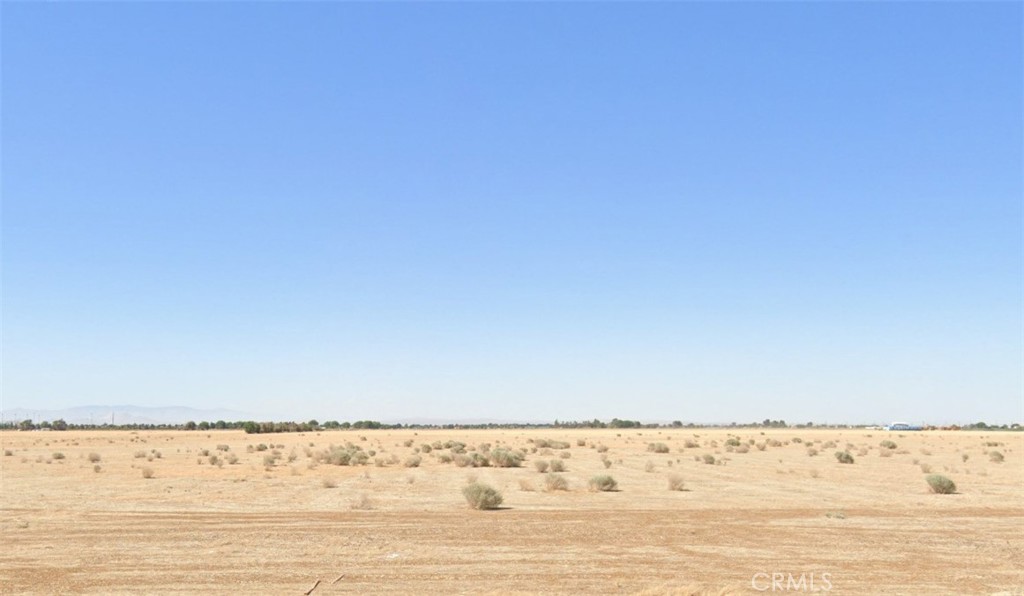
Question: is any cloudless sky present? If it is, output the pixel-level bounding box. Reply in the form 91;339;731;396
3;3;1021;424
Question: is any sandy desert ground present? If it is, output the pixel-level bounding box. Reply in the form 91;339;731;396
1;427;1021;595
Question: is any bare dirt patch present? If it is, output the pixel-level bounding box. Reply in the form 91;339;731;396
1;428;1021;594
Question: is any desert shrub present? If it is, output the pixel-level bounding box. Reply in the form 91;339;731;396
490;449;523;468
806;447;818;457
403;439;414;447
209;455;221;466
52;452;65;460
603;459;612;469
596;444;609;453
534;460;549;473
701;454;716;465
216;444;230;452
857;448;868;457
544;474;569;492
644;461;656;473
926;475;956;494
256;444;268;452
989;451;1005;463
834;451;854;464
403;455;422;468
879;449;893;458
919;463;932;473
792;437;803;444
647;442;670;453
821;441;836;449
437;454;453;464
518;479;535;491
534;439;571;449
577;439;587;447
420;444;432;454
684;439;699;448
2;449;12;456
87;452;101;463
350;494;374;510
226;453;239;465
318;445;368;466
453;454;472;467
735;444;750;454
879;440;897;449
548;459;565;473
141;467;155;479
667;474;685;491
93;464;102;473
263;454;277;467
198;449;210;457
133;450;147;459
768;439;782;447
463;482;503;510
322;478;337;488
724;438;741;447
559;451;571;459
755;443;766;451
588;475;618;492
961;453;969;462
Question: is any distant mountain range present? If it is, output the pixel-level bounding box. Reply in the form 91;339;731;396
0;405;249;425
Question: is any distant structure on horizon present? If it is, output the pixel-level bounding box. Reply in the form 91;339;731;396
884;422;923;431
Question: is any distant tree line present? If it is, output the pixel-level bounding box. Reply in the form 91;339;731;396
2;418;1020;433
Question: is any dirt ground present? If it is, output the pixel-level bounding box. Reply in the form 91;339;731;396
1;428;1021;595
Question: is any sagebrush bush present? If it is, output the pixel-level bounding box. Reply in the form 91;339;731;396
667;474;685;491
52;452;65;460
880;440;897;450
489;448;523;468
544;474;569;491
701;454;715;465
548;459;565;473
462;482;503;510
403;455;422;468
141;467;155;479
588;475;618;492
87;452;101;463
834;451;854;464
534;438;571;449
647;442;670;453
926;475;956;494
534;460;549;473
989;451;1005;463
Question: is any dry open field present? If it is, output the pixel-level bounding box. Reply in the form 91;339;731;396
1;428;1021;595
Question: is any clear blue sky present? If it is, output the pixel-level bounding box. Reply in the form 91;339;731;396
3;3;1021;424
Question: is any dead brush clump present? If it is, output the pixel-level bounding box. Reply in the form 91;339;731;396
350;494;375;509
667;474;685;491
544;474;569;492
